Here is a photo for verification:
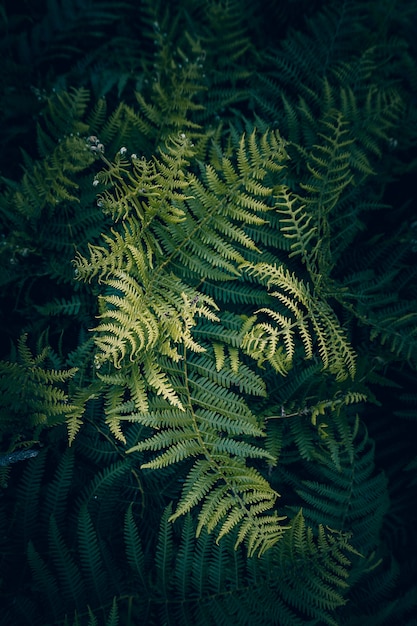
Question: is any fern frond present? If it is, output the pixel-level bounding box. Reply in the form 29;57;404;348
27;541;60;618
0;334;80;436
273;510;354;625
275;187;316;263
124;350;285;555
155;504;175;594
368;305;417;366
124;504;148;590
34;296;84;318
241;263;356;380
77;504;108;605
42;449;75;527
295;420;388;554
187;349;267;397
11;450;46;546
49;516;86;609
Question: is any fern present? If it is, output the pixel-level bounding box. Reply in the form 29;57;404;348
120;503;355;626
285;418;389;553
125;353;286;555
6;0;128;71
27;541;61;619
124;504;148;591
1;0;417;623
13;450;48;544
77;504;109;606
42;449;75;527
241;262;356;380
49;515;86;610
0;334;79;436
62;599;120;626
162;507;355;625
340;554;417;625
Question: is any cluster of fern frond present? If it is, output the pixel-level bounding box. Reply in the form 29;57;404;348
1;0;417;624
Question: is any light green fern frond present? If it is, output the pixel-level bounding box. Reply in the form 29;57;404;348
73;128;290;408
241;263;356;381
293;109;356;279
274;186;316;264
123;350;286;555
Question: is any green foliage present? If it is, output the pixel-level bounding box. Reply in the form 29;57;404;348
1;0;417;624
0;441;358;626
0;334;78;436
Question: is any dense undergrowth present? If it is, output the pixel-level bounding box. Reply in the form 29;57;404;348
1;1;417;624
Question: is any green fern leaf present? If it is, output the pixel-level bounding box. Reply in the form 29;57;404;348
155;504;175;594
124;504;148;590
43;449;75;526
77;504;108;605
49;516;85;609
242;262;356;380
105;598;119;626
27;540;60;616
